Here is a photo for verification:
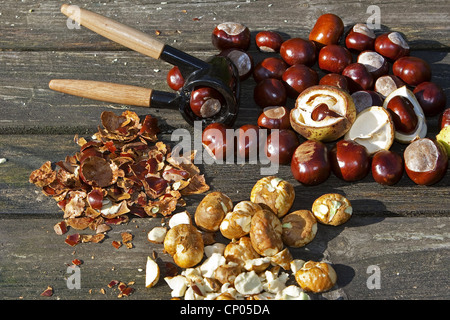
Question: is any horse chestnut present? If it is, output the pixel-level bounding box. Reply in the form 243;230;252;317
413;82;447;117
371;150;404;185
309;13;344;48
265;129;299;165
318;45;352;74
291;140;330;185
329;140;370;181
212;22;251;51
253;57;288;83
404;138;448;185
282;64;319;98
254;78;287;108
280;38;316;66
392;56;432;86
255;31;283;53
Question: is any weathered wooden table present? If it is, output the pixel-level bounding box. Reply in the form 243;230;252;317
1;0;449;301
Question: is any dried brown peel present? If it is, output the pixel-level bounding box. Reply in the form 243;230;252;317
29;111;210;241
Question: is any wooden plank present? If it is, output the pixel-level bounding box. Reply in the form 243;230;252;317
1;134;449;217
0;0;448;51
0;49;448;134
0;216;448;300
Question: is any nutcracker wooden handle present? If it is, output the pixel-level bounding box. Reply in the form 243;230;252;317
49;79;153;107
61;4;165;59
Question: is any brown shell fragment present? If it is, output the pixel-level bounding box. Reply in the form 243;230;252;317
80;156;119;188
29;110;210;247
29;161;56;187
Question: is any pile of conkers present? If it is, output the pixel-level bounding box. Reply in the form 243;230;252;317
165;14;448;187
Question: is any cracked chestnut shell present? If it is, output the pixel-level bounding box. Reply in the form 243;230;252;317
290;85;356;142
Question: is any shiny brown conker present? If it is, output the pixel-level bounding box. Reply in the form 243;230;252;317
202;122;233;161
371;150;404;186
318;45;352;74
280;38;317;66
404;138;448;185
291;140;331;186
258;106;291;130
319;73;349;92
190;87;224;118
386;96;418;134
413;82;447;117
282;64;319;99
309;13;344;48
329;140;371;181
212;22;251;51
253;57;288;83
374;32;410;61
342;63;374;92
237;124;260;161
167;66;185;91
345;23;376;52
392;56;432;86
254;78;287;108
265;129;300;165
255;31;284;53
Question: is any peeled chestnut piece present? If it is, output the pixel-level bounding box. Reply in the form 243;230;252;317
190;87;224;118
330;140;371;181
342;63;374;92
212;22;251;51
282;64;319;99
253;57;288;83
237;124;260;161
280;38;316;66
357;50;389;79
319;73;349;92
219;48;253;81
374;32;410;61
255;31;283;53
258;106;291;130
413;82;447;117
166;66;185;91
374;75;405;98
440;109;450;129
291;140;330;185
404;138;448;185
371;150;404;186
254;78;287;108
309;13;344;48
345;23;376;52
318;45;352;74
393;56;431;86
202;122;233;161
386;96;418;134
265;129;299;165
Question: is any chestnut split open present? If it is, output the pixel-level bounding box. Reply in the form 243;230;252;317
49;4;240;127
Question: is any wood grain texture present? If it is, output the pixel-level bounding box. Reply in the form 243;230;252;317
0;216;448;300
0;0;449;301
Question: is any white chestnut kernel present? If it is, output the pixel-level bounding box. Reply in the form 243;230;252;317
312;193;352;226
250;176;295;218
249;208;284;257
195;191;233;232
281;210;318;247
295;261;337;293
